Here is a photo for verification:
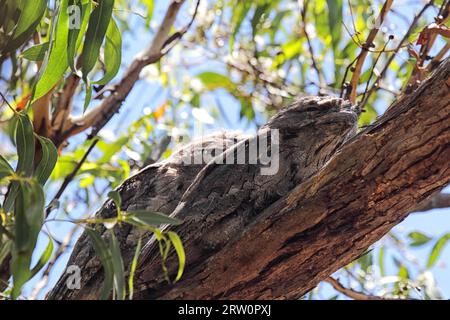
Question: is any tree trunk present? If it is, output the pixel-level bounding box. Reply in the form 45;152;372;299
48;58;450;300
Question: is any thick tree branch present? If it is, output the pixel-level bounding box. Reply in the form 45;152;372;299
49;58;450;300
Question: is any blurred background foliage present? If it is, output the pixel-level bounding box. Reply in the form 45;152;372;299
0;0;449;299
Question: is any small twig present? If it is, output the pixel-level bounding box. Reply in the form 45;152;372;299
0;91;19;114
300;0;326;92
360;38;392;105
359;1;433;110
325;277;386;300
29;225;79;299
46;137;99;217
347;0;394;104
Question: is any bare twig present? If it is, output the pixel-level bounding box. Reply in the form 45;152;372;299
29;225;79;300
46;138;99;217
347;0;394;104
62;0;199;143
359;1;433;110
325;277;386;300
300;0;326;92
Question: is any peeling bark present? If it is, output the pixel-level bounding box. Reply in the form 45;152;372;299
48;59;450;300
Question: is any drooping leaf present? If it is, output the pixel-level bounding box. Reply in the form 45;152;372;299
408;231;432;247
35;135;58;185
251;2;271;39
108;190;122;217
0;154;14;181
30;237;54;278
15;112;35;176
93;18;122;85
3;112;35;212
230;1;252;51
427;233;450;268
4;0;47;53
67;0;92;72
86;228;114;300
125;210;182;227
83;79;92;111
128;237;141;300
109;232;126;300
11;180;45;299
81;0;115;78
33;0;70;102
167;231;185;282
196;72;235;91
326;0;343;56
142;0;154;28
20;42;49;61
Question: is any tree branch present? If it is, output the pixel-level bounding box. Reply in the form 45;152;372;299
59;0;194;145
324;277;385;300
412;193;450;212
49;58;450;300
347;0;393;104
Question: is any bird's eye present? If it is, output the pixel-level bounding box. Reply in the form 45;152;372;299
302;106;319;112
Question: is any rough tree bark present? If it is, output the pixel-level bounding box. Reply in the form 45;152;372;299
49;58;449;300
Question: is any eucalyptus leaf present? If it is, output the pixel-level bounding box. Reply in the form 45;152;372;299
109;232;126;300
167;231;185;282
81;0;115;78
93;18;122;85
33;0;70;102
35;135;58;186
4;0;47;53
125;210;182;227
427;233;450;268
20;42;49;61
86;228;114;300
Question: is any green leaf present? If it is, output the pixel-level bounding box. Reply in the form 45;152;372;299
93;18;122;85
196;72;235;91
230;1;252;51
408;231;432;247
142;0;154;28
4;0;47;53
0;240;12;267
251;2;271;39
67;0;92;73
108;190;122;216
33;0;70;102
109;232;126;300
83;79;92;111
35;135;58;185
167;231;185;282
0;154;14;181
20;42;49;61
15;112;35;176
128;237;141;300
86;228;114;300
326;0;343;56
11;180;45;299
81;0;115;78
125;210;182;227
427;233;450;268
30;237;54;278
3;112;35;212
378;245;385;276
